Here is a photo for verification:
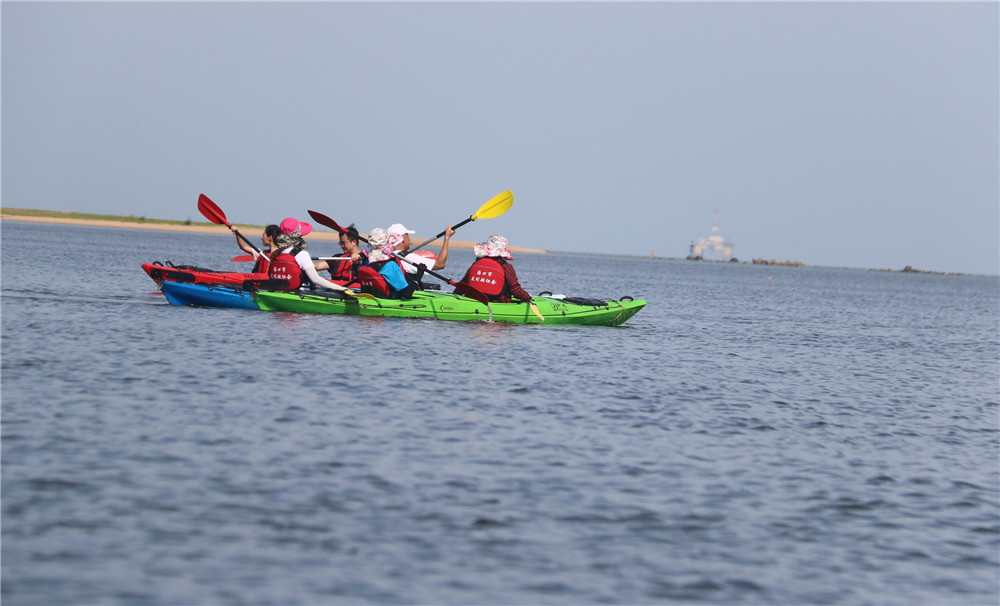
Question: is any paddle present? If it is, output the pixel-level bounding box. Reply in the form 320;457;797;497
307;209;490;305
240;278;371;300
407;190;514;254
397;259;490;305
529;301;545;323
198;194;262;255
307;210;356;239
344;289;376;300
234;254;351;263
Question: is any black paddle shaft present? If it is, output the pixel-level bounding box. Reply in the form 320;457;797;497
307;209;487;304
407;216;473;254
198;194;262;255
232;229;262;255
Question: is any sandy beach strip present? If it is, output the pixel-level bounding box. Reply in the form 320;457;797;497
0;214;548;254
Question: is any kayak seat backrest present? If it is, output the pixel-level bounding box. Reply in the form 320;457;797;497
467;258;505;296
357;266;392;298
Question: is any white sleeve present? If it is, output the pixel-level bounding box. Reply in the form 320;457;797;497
303;265;346;292
401;253;433;273
296;249;345;291
294;249;316;269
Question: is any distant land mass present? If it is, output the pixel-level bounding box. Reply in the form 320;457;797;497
0;207;547;254
0;207;974;276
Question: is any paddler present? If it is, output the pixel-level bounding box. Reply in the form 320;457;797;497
231;223;281;273
355;227;417;299
387;223;456;273
459;235;533;303
268;217;348;292
315;223;363;283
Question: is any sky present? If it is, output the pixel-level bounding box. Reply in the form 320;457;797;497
2;1;998;275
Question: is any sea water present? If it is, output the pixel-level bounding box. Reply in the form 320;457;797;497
2;221;998;605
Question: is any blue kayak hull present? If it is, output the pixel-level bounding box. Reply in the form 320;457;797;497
161;281;259;310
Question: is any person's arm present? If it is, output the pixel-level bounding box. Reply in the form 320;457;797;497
294;250;345;292
231;225;257;256
303;265;347;292
431;226;455;271
503;263;532;301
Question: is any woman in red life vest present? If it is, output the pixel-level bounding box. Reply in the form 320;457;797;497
231;223;281;273
459;235;532;303
268;217;348;292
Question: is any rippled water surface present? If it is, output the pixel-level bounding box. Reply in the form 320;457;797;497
3;221;998;605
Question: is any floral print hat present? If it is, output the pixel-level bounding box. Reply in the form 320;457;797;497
364;227;396;263
474;235;514;260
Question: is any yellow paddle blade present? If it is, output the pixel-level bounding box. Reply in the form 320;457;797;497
471;190;513;220
344;289;375;300
529;302;545;323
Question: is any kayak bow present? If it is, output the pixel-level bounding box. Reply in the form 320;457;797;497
143;262;266;286
160;281;259;310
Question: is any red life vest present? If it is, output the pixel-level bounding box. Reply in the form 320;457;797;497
357;265;391;297
467;257;505;296
328;258;353;281
268;248;303;289
357;259;411;297
252;254;270;274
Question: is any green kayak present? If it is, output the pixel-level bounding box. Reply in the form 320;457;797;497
253;290;645;326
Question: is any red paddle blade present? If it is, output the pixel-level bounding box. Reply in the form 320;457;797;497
198;194;230;226
307;210;346;234
231;255;255;262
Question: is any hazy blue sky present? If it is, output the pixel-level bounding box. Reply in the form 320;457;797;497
3;1;997;274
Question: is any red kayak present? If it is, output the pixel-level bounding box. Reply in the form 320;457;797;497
143;250;437;287
142;261;267;286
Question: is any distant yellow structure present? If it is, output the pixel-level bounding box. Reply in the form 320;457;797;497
689;210;734;260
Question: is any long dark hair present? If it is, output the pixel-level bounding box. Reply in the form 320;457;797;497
264;224;281;241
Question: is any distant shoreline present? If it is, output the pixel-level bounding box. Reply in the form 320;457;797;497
0;212;985;276
0;213;548;254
